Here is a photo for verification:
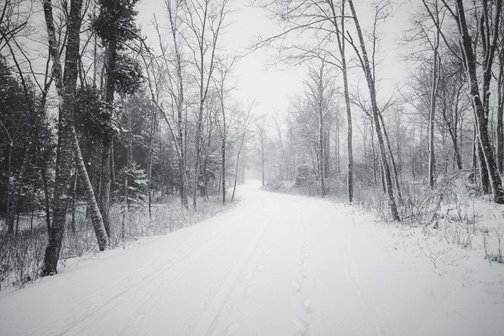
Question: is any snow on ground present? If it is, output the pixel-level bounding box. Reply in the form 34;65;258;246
1;182;504;336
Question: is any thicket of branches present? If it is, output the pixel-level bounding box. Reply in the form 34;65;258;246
253;0;504;222
0;0;251;286
3;0;504;287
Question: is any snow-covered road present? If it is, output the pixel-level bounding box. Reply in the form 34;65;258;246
1;183;504;336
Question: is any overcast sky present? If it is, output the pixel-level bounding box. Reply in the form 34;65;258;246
137;0;414;116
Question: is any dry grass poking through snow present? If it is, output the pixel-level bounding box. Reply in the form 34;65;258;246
0;196;234;290
266;173;504;266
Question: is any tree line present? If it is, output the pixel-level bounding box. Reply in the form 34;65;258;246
3;0;504;278
253;0;504;222
0;0;250;277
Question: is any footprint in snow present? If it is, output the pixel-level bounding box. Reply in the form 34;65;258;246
293;318;308;335
303;299;313;313
291;281;301;292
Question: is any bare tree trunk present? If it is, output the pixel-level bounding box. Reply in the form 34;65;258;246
15;211;19;236
335;111;340;174
42;0;108;275
441;86;463;170
72;127;108;250
147;111;156;220
99;133;112;236
192;23;207;208
318;104;326;197
5;143;12;234
221;126;226;204
370;120;378;186
99;31;118;237
70;168;78;234
454;0;504;203
472;123;478;179
497;47;504;173
231;115;250;202
329;0;353;203
40;162;52;234
167;0;188;208
428;32;440;189
379;113;402;202
324;123;331;178
261;139;265;187
348;0;400;220
188;0;226;208
411;128;416;180
42;0;82;274
201;120;213;199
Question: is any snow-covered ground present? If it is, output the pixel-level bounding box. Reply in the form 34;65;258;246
1;182;504;336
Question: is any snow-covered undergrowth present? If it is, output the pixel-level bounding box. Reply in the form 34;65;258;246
267;173;504;266
437;198;504;262
0;185;502;336
0;196;234;291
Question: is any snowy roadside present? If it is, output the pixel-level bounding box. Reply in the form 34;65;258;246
301;198;504;336
266;178;504;266
0;197;236;292
0;186;503;335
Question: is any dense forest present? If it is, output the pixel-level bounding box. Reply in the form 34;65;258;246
1;0;504;289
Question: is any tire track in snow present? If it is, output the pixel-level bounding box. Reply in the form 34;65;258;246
122;218;255;336
35;226;235;336
186;207;272;336
26;255;170;336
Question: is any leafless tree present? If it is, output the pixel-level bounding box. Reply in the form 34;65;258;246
183;0;230;209
42;0;108;275
346;0;400;220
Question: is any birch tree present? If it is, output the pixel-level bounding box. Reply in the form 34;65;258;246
42;0;108;275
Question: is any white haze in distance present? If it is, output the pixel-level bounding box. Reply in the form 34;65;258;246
137;0;413;117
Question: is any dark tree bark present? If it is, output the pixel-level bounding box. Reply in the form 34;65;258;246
147;109;156;219
42;0;83;275
231;111;251;202
441;85;464;170
497;47;504;173
42;0;108;275
165;1;188;208
99;28;118;237
428;32;440;189
70;168;78;234
328;0;353;203
261;139;265;187
379;112;402;202
220;101;227;204
5;142;12;233
257;124;266;187
453;0;504;203
318;106;326;197
317;87;327;197
348;0;400;220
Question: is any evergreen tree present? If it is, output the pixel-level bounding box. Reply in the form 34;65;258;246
92;0;141;236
